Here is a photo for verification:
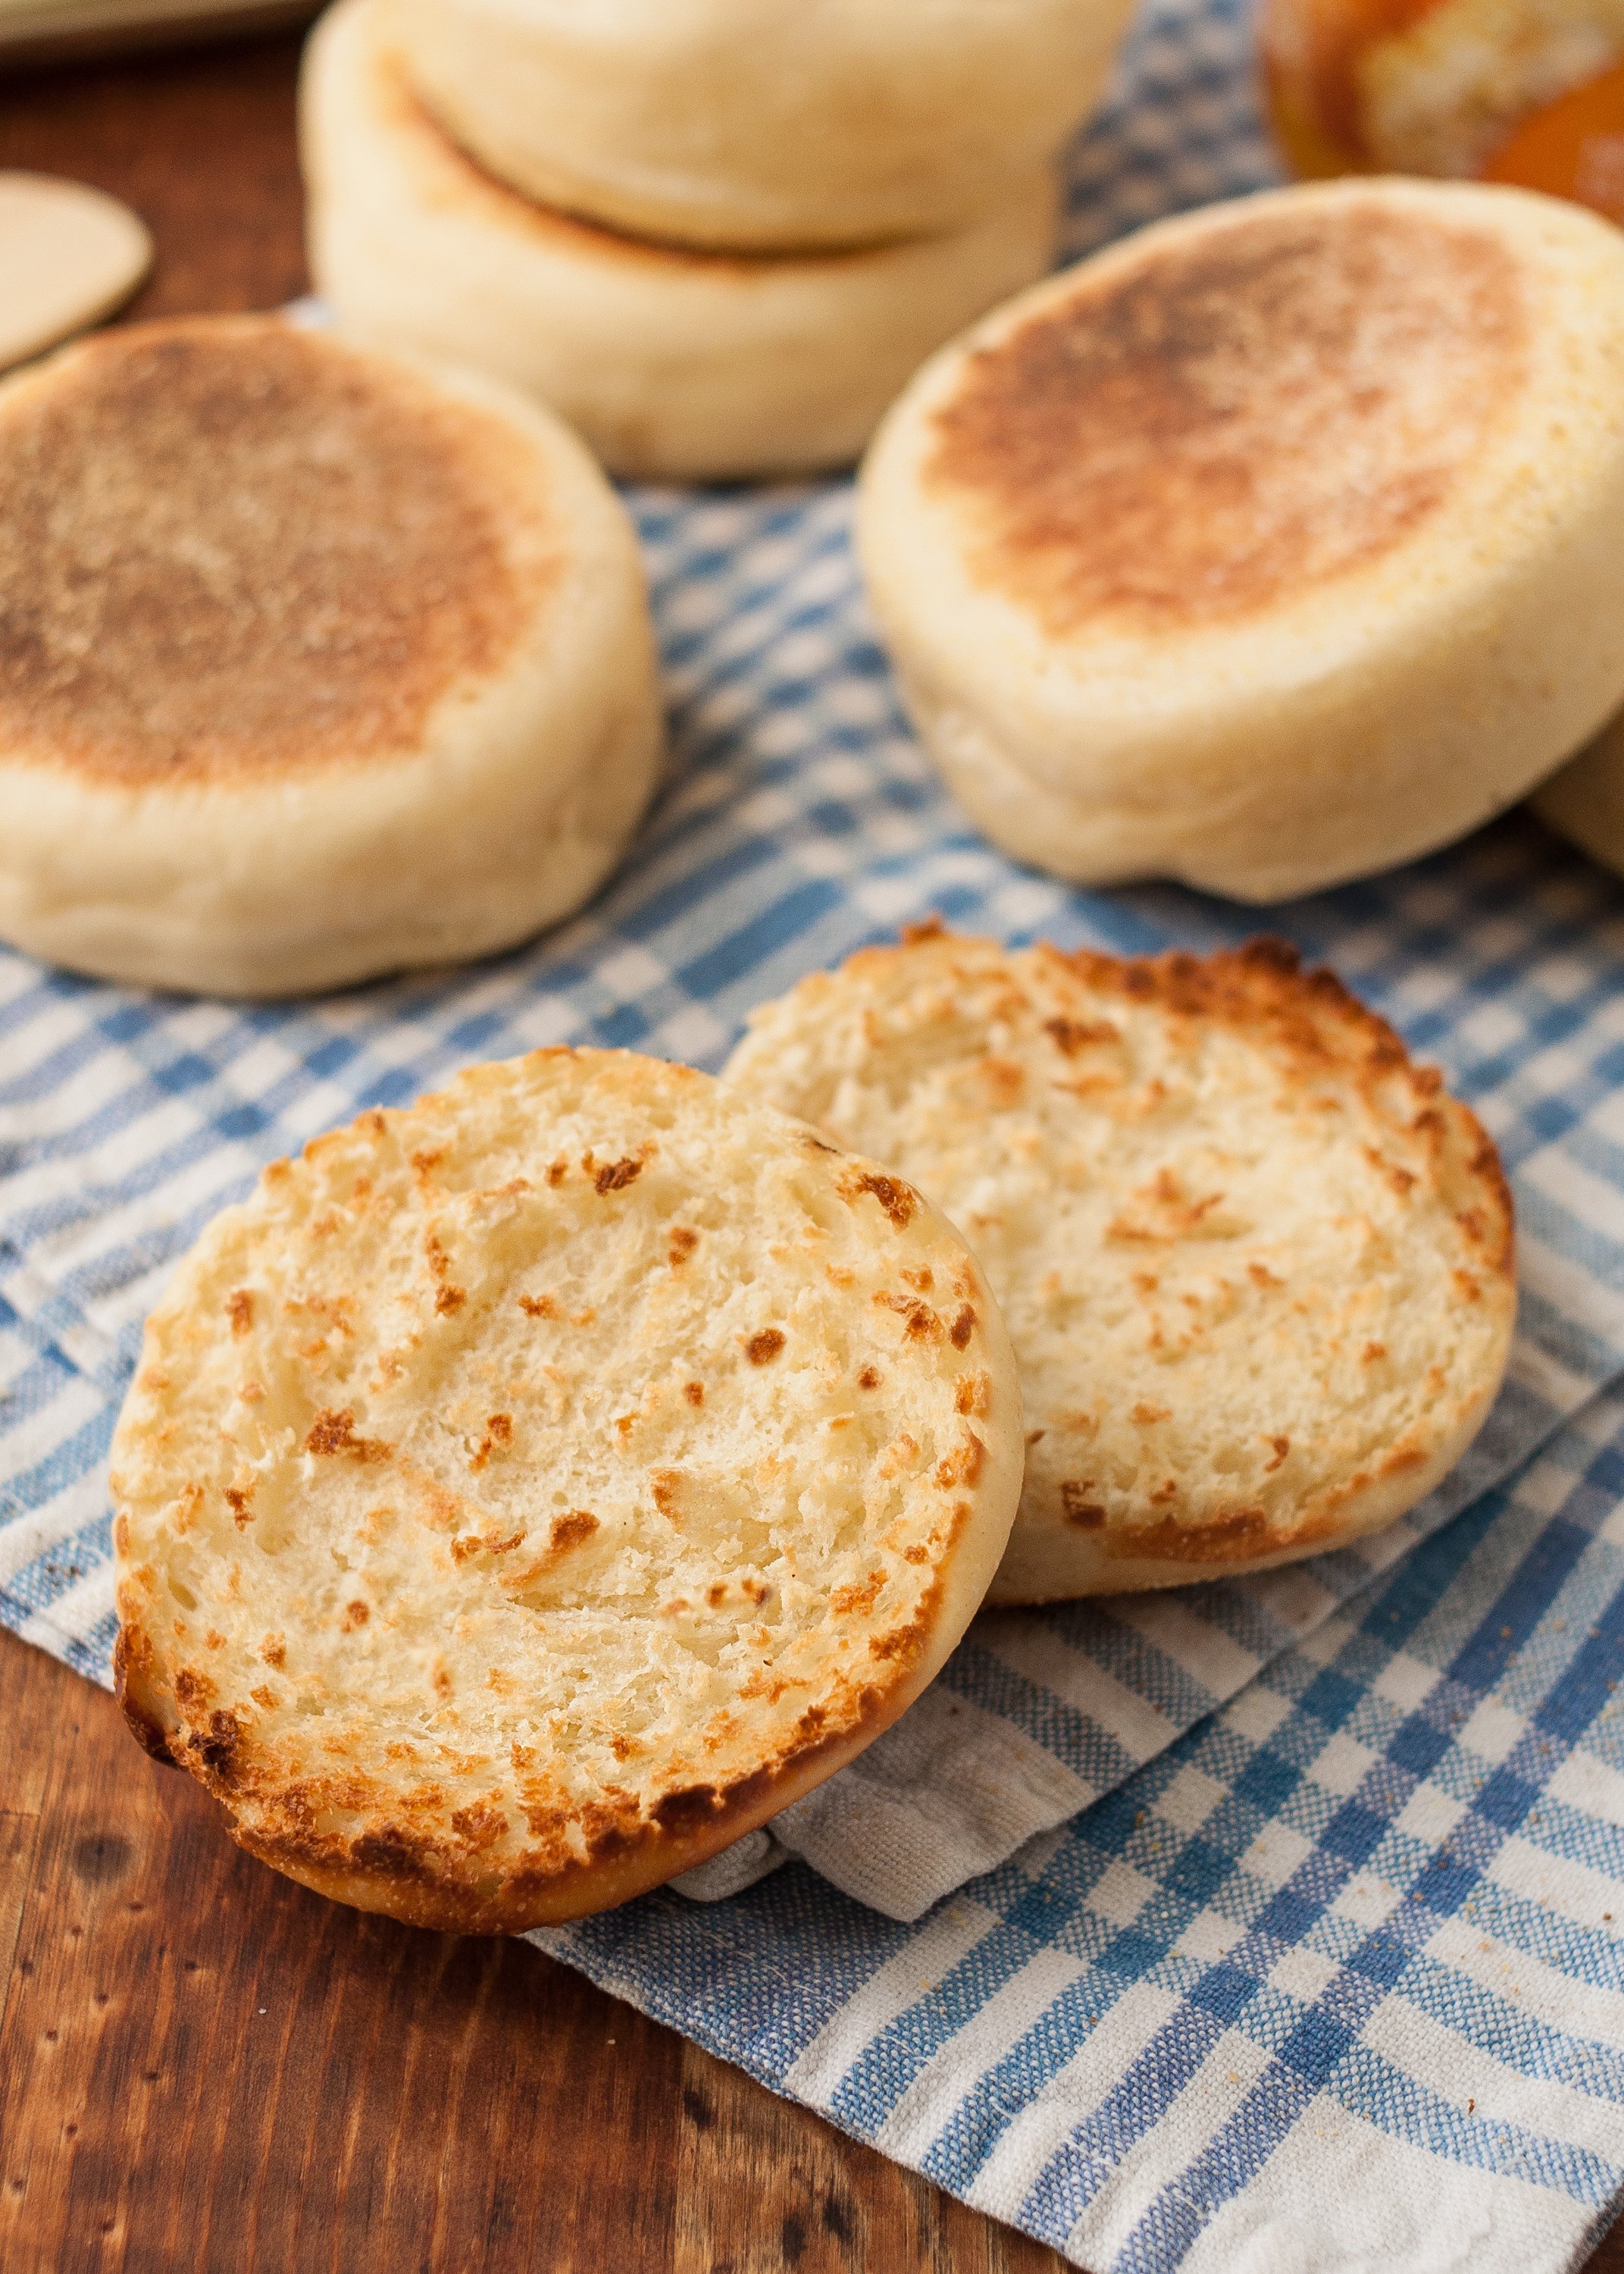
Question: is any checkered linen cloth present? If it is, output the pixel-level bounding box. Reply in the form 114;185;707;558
549;1381;1624;2274
3;0;1624;2261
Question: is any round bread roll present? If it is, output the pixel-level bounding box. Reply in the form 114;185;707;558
856;178;1624;903
0;315;662;998
302;0;1062;483
111;1049;1024;1931
726;929;1516;1602
1532;711;1624;879
383;0;1128;252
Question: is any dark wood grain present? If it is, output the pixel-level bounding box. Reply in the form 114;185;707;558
0;36;1618;2274
674;2040;1065;2274
0;1633;1070;2274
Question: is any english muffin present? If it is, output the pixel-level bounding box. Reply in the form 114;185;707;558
726;929;1515;1602
302;0;1061;482
1532;709;1624;879
0;315;662;997
856;178;1624;901
110;1049;1024;1929
383;0;1130;252
0;172;152;373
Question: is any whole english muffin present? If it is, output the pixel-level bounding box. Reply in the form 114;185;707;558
0;315;662;996
302;0;1060;484
111;1050;1023;1929
725;929;1515;1602
383;0;1130;252
857;177;1624;901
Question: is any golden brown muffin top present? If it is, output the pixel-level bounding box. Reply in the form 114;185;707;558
0;317;550;784
925;199;1529;635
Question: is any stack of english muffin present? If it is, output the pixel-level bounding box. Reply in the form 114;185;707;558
300;0;1136;481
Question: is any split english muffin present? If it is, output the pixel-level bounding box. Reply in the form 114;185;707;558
0;315;662;997
111;1049;1024;1930
302;0;1061;483
857;177;1624;901
383;0;1130;252
725;929;1515;1602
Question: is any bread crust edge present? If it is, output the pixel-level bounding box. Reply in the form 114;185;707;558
113;1470;1011;1932
730;928;1518;1603
108;1052;1025;1932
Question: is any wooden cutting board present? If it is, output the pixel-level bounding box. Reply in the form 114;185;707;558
0;44;1619;2274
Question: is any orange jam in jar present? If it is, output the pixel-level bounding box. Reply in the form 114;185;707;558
1260;0;1624;219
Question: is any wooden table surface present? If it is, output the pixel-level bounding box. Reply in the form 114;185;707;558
0;39;1619;2274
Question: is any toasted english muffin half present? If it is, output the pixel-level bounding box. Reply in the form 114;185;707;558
0;313;661;997
111;1050;1023;1931
857;177;1624;901
725;929;1515;1602
302;0;1060;482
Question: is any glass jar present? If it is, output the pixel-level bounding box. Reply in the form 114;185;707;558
1259;0;1624;218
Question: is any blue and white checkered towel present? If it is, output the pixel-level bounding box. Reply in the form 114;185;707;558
3;0;1623;2263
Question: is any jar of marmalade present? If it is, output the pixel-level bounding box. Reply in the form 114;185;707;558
1260;0;1624;218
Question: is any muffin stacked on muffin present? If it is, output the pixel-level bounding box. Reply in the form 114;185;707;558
301;0;1134;481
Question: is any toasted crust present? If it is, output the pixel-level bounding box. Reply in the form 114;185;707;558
726;929;1515;1601
110;1049;1022;1930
